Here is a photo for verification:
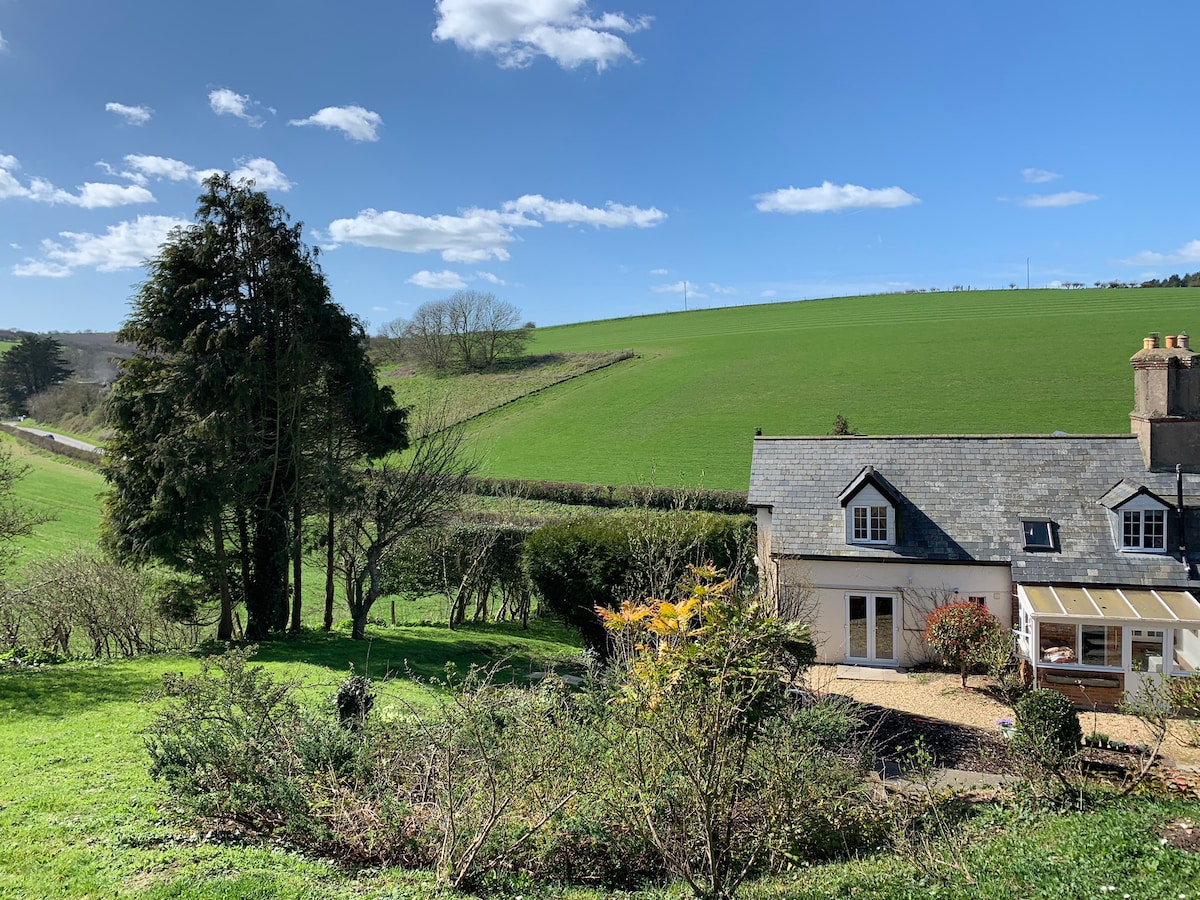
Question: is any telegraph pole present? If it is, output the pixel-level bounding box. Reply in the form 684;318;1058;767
683;280;688;311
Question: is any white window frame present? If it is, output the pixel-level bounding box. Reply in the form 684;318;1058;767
845;484;895;546
1121;508;1166;553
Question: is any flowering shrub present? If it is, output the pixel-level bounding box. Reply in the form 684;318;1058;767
923;600;1001;689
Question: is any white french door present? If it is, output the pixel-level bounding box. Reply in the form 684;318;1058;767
845;593;899;666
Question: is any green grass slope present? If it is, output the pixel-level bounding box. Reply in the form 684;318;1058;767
468;288;1200;489
2;433;104;561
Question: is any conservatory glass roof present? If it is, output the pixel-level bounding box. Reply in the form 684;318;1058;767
1019;585;1200;624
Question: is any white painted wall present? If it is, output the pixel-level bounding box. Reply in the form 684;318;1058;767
774;557;1012;667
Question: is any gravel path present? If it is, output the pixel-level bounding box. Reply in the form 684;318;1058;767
810;665;1200;766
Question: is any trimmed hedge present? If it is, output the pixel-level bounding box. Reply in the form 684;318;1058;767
467;476;749;514
0;423;101;466
523;509;755;652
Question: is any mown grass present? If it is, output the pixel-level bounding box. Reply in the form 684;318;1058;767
2;632;1199;898
3;431;105;560
464;288;1200;489
379;350;633;432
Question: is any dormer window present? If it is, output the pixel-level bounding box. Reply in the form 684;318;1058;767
1122;509;1165;551
1099;480;1171;554
838;466;899;547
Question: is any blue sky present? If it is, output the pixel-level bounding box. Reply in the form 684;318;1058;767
2;1;1199;333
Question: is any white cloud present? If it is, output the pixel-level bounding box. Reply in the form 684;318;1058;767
652;281;707;299
1018;191;1098;208
119;154;292;191
209;88;268;127
504;193;665;227
289;105;383;141
13;214;189;277
372;305;389;313
328;207;529;262
1119;239;1200;267
476;270;506;285
229;158;293;191
408;269;469;289
755;181;920;214
708;282;737;295
0;153;154;207
105;102;153;125
433;0;651;71
650;267;668;275
123;154;196;182
1021;167;1061;184
0;31;6;52
760;289;777;298
328;192;661;262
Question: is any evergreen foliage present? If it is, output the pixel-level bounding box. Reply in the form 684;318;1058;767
0;334;72;414
103;175;407;641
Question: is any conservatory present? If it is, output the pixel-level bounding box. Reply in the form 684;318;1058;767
1016;584;1200;708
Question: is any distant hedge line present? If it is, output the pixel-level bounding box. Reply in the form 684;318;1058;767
466;476;749;514
0;423;101;466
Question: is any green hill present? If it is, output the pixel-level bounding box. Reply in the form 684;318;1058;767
2;433;104;561
466;288;1200;490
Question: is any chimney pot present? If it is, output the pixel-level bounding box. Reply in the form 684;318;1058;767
1144;337;1155;351
1180;332;1191;350
1166;335;1178;349
1149;332;1161;349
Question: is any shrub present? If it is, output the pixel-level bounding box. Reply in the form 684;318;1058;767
524;510;755;654
1012;688;1082;793
923;600;1001;689
334;673;375;731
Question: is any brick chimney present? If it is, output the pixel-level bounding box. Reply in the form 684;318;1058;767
1131;331;1200;471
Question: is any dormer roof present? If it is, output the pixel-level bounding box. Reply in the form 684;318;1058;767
837;465;902;508
1098;479;1171;511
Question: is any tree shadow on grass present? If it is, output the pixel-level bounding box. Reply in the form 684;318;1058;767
247;621;582;684
0;664;164;720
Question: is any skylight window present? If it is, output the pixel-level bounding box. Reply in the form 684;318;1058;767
1022;519;1055;551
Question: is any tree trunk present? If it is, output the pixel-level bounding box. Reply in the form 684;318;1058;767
324;504;336;631
290;494;303;632
214;509;234;642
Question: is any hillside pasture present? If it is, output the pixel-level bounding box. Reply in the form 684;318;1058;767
379;349;633;432
467;288;1200;489
2;432;104;560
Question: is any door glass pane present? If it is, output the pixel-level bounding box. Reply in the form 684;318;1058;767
1081;625;1122;667
848;595;867;658
874;595;894;659
1131;629;1164;673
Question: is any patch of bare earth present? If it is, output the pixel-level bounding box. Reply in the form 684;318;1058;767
809;665;1200;769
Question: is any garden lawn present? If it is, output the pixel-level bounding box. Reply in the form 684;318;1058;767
2;628;1200;899
467;288;1200;489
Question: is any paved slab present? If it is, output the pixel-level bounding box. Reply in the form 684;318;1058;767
836;664;909;683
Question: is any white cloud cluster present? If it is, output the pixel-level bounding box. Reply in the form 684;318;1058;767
328;193;664;262
1120;239;1200;267
13;214;189;277
209;88;270;127
755;182;920;214
406;268;508;290
0;31;6;52
1021;167;1061;184
105;102;153;125
1017;191;1098;208
433;0;651;70
649;267;668;275
504;193;665;227
115;154;293;191
408;269;469;289
0;153;154;208
289;105;383;141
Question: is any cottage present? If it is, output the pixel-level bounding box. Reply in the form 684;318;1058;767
748;332;1200;707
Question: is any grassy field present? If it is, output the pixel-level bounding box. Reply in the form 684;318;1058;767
3;432;105;559
464;288;1200;489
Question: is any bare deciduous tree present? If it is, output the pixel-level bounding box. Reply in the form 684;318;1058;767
335;415;479;639
404;291;530;372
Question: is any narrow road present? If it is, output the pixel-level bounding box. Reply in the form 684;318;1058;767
6;423;101;453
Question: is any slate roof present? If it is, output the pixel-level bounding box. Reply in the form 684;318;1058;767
748;434;1200;588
